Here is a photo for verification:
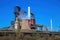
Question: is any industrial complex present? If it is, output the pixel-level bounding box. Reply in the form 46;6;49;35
0;6;60;40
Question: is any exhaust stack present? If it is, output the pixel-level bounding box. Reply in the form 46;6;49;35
28;6;31;19
50;18;52;31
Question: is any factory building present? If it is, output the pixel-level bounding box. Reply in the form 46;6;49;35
0;6;60;40
11;6;36;31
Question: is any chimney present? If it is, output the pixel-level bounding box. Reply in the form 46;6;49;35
50;18;52;31
28;6;30;19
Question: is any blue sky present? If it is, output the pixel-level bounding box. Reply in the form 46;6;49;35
0;0;60;31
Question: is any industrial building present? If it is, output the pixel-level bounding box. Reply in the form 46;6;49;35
0;6;60;40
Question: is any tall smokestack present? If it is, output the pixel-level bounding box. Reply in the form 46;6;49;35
50;18;52;31
28;6;30;19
